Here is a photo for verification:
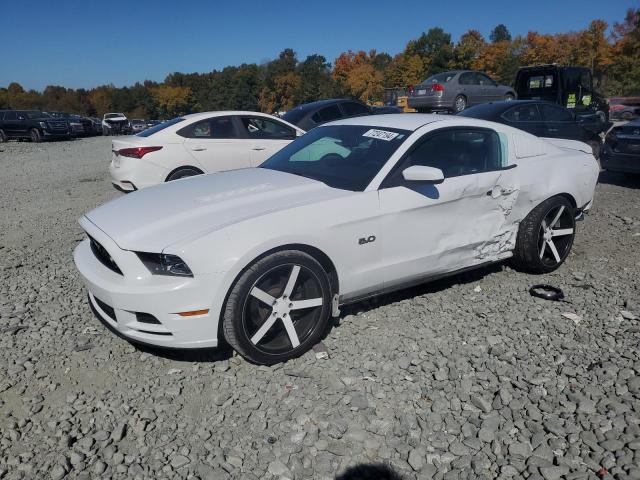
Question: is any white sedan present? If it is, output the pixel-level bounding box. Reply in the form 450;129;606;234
75;114;599;364
110;111;304;191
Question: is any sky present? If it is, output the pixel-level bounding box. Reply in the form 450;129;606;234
0;0;634;91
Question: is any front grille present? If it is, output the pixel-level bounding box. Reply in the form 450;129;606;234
94;297;116;321
135;312;161;325
47;121;67;131
89;236;123;275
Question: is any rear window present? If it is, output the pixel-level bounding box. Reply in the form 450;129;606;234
517;72;557;94
341;102;370;117
311;104;343;124
136;117;185;137
423;72;455;85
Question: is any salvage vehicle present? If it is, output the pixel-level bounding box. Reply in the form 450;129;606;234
514;65;609;124
407;71;516;113
74;114;599;364
282;99;379;131
0;110;70;142
90;117;103;135
48;111;94;137
458;100;606;159
130;119;147;134
601;120;640;175
102;113;132;136
109;111;303;192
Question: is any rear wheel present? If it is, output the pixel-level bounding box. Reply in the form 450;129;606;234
222;250;332;365
0;129;6;143
453;95;467;113
512;196;576;273
504;93;515;101
166;166;204;182
30;129;42;143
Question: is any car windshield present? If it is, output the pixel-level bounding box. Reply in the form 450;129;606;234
136;117;185;137
23;111;50;119
260;125;410;191
105;113;124;119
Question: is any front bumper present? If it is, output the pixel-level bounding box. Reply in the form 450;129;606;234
73;224;224;349
43;130;71;139
601;147;640;174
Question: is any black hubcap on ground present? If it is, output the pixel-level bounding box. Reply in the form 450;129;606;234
538;205;575;267
242;264;324;355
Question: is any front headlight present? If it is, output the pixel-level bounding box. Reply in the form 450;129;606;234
136;252;193;277
71;122;82;127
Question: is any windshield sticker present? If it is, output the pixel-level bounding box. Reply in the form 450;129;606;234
363;129;399;141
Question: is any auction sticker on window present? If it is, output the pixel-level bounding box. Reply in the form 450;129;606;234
363;129;399;141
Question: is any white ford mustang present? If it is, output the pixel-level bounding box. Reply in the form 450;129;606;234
110;111;304;192
75;114;599;364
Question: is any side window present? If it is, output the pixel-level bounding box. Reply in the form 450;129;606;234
388;129;503;184
177;116;238;139
341;102;370;117
540;105;573;122
477;73;495;86
312;104;343;124
4;111;17;121
458;72;475;85
239;116;295;140
502;105;542;122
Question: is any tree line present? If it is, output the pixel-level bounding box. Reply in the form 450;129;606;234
1;9;638;119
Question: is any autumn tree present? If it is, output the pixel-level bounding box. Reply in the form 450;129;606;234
332;50;384;102
405;27;454;75
609;8;640;95
151;85;194;117
451;30;486;70
490;24;511;43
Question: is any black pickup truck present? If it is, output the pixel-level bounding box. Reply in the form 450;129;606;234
0;110;71;142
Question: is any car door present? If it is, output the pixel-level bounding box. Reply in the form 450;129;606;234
501;104;546;137
377;127;519;290
477;73;502;101
458;72;481;105
539;104;581;140
2;111;21;136
236;116;298;166
179;116;251;172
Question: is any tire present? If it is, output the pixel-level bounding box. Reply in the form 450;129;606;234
166;166;204;182
222;250;332;365
453;95;467;113
30;129;42;143
0;129;6;143
511;196;576;274
504;93;515;101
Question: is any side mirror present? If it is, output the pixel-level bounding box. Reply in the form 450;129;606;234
402;165;444;183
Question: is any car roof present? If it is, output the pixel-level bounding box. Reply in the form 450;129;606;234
326;113;445;131
286;98;362;113
181;111;282;121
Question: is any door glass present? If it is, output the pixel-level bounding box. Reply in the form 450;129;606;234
314;104;343;123
239;117;295;140
178;117;238;139
502;105;542;122
540;105;573;122
341;102;370;117
391;129;503;181
476;73;495;86
458;73;476;85
4;111;17;120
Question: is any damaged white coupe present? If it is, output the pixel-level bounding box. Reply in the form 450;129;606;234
74;114;600;364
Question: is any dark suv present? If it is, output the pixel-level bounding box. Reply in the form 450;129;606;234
48;111;95;136
0;110;70;142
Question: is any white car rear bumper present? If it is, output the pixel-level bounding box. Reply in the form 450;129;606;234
73;227;223;349
110;156;167;191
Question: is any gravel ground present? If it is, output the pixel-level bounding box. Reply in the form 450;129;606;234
1;137;639;480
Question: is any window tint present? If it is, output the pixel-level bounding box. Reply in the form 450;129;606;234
392;129;502;181
341;102;370;117
3;111;17;121
239;116;295;140
261;125;410;191
524;74;555;91
312;104;343;124
458;72;477;85
502;105;542;122
137;117;185;137
177;117;238;139
424;72;455;84
540;104;573;122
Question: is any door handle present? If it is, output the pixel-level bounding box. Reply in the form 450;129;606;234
191;146;207;151
252;147;266;151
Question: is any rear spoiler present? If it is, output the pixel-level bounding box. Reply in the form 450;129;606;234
542;137;593;155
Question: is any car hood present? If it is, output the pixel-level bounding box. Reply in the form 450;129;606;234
83;168;351;252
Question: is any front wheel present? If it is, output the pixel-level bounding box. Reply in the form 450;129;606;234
30;129;42;143
222;250;332;365
453;95;467;113
511;196;576;273
504;93;515;101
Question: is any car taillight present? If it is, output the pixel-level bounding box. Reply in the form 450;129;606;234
118;146;163;158
407;85;414;94
431;83;445;92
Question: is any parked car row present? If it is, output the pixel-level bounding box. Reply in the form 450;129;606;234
0;110;74;142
